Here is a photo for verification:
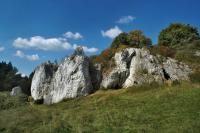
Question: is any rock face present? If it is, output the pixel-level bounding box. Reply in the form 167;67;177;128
31;47;93;104
101;48;192;88
31;47;192;104
31;62;57;102
10;86;23;96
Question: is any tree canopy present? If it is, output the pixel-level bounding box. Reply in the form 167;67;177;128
111;30;152;48
158;23;200;48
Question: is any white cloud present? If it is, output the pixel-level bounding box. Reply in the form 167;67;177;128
117;16;136;24
13;36;72;51
63;32;83;40
0;46;5;52
15;50;25;58
15;50;39;61
73;44;98;53
101;26;122;39
26;54;40;61
21;73;27;77
13;36;98;53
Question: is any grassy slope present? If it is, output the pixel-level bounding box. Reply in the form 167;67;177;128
0;82;200;133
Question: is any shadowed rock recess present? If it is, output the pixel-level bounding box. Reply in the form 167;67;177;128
31;47;192;104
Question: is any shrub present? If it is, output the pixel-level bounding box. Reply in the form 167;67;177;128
111;32;128;48
127;30;152;47
111;30;152;48
158;23;200;48
189;71;200;84
187;39;200;50
149;45;176;58
90;48;117;74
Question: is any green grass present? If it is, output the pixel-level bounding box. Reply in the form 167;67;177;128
0;82;200;133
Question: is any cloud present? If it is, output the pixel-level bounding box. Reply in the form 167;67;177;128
63;32;83;39
73;44;98;53
26;54;40;61
13;36;98;53
116;16;136;24
101;26;122;39
13;36;72;51
15;50;39;61
0;46;5;52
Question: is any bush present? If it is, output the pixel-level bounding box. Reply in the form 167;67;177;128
90;48;117;74
111;32;129;48
149;45;176;58
187;39;200;50
111;30;152;48
189;71;200;84
158;23;200;48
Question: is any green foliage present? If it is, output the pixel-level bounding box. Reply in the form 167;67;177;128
127;30;152;47
187;39;200;50
111;32;128;48
149;45;176;58
111;30;152;48
190;71;200;84
158;23;200;48
0;61;33;95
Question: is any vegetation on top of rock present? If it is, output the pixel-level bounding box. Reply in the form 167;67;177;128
111;30;152;48
158;23;200;48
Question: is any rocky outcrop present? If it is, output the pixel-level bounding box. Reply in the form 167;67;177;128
10;86;23;96
101;48;192;88
31;47;192;104
31;47;93;104
101;48;135;88
31;62;57;101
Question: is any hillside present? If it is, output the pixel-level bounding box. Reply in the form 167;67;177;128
1;82;200;132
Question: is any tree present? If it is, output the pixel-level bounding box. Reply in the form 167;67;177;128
111;32;128;48
111;30;152;48
158;23;200;48
127;30;152;47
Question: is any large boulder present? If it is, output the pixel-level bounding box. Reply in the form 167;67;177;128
101;48;192;88
31;48;93;104
10;86;23;96
49;55;93;104
101;48;135;88
31;62;57;101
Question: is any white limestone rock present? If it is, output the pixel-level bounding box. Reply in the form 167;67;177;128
49;55;93;104
101;48;192;88
101;48;135;88
31;47;93;104
10;86;23;96
31;62;57;102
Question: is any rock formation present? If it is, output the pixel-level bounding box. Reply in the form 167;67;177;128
101;48;192;88
31;47;93;104
31;47;192;104
10;86;23;96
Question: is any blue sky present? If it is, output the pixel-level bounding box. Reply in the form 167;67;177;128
0;0;199;76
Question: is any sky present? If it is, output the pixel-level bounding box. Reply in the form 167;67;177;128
0;0;199;76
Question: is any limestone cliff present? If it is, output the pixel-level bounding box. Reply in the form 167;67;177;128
31;47;192;104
